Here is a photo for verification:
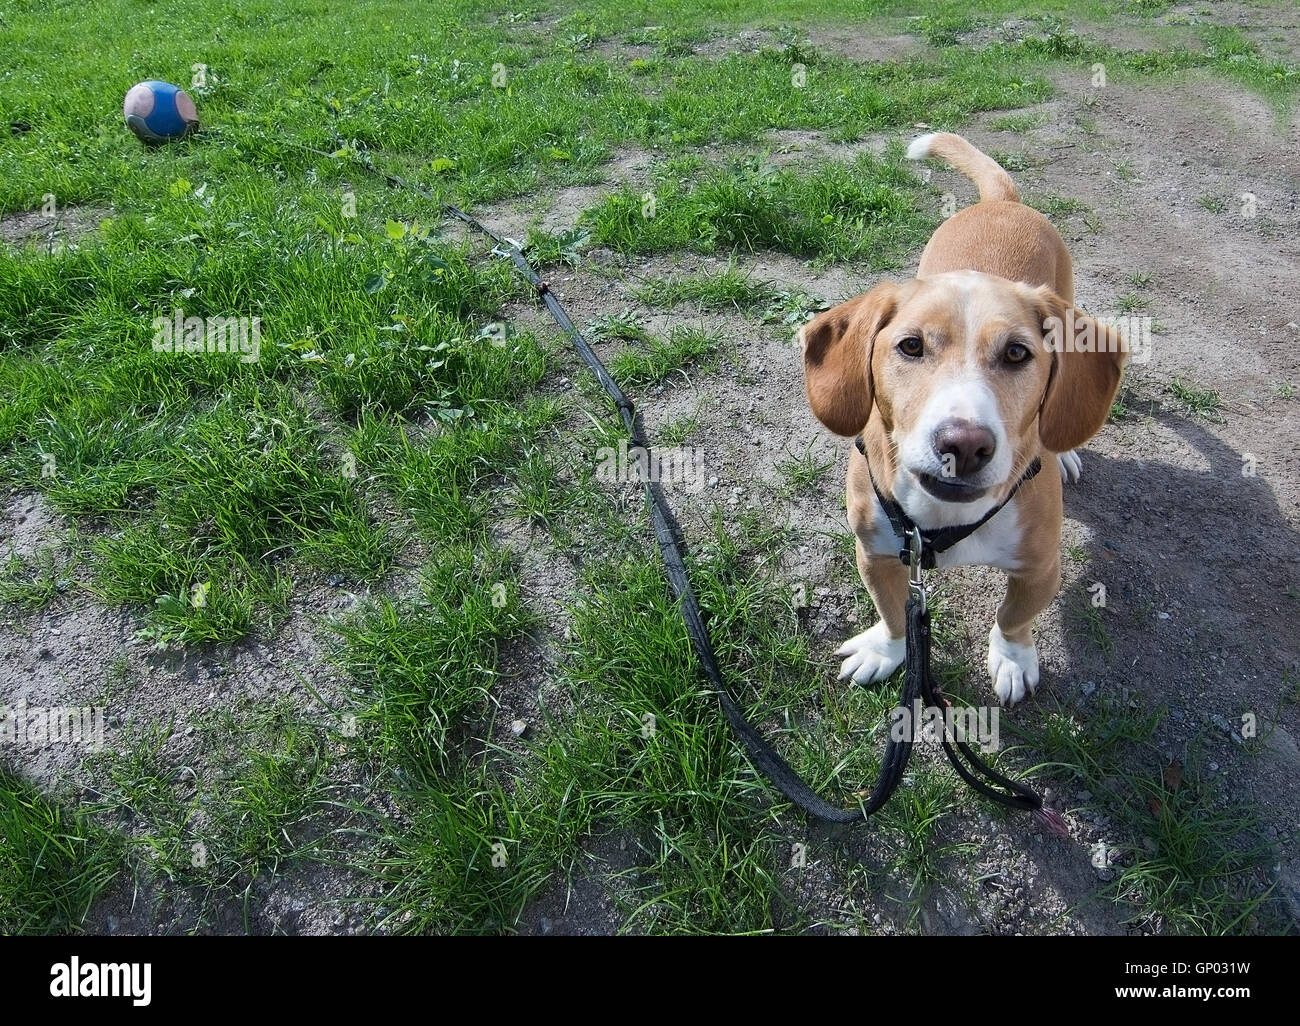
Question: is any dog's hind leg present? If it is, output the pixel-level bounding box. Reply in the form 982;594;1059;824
1057;450;1083;483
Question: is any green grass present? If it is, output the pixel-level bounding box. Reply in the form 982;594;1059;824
775;443;834;497
0;0;1293;936
989;112;1046;132
331;544;534;782
0;769;125;934
631;264;772;311
1012;698;1278;934
608;325;721;388
0;544;81;611
582;150;935;266
1168;376;1223;420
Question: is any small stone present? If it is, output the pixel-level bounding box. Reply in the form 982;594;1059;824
1081;681;1096;697
510;719;527;737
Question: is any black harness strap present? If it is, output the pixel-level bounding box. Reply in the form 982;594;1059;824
855;436;1042;570
308;143;1065;831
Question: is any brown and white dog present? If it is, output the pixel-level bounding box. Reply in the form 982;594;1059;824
800;132;1126;706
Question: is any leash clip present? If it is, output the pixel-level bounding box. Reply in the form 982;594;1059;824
906;526;927;611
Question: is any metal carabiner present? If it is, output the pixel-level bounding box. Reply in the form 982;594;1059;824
907;525;927;612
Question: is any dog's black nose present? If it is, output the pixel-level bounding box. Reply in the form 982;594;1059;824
932;419;996;477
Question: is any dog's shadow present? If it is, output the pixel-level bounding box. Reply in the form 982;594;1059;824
1059;409;1299;693
1035;406;1300;932
840;407;1300;935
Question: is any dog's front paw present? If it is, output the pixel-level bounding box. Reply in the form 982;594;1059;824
1057;450;1083;484
987;624;1039;705
835;621;906;685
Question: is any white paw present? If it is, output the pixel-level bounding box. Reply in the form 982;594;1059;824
834;621;906;685
987;624;1040;706
1057;450;1083;484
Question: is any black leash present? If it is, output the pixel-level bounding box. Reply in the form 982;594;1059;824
313;144;1065;833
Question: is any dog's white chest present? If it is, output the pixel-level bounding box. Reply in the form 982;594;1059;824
865;497;1024;573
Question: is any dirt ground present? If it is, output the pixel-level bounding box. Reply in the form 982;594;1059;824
3;34;1298;933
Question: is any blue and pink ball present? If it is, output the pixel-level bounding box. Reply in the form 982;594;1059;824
123;80;199;143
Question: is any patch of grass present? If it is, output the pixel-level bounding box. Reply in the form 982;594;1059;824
608;325;720;388
1110;784;1274;935
525;226;591;268
1168;376;1222;420
1283;670;1300;706
370;398;564;540
989;112;1045;132
1198;193;1228;214
1013;696;1276;934
1116;291;1150;314
581;151;934;267
200;706;331;885
631;264;771;311
509;450;575;531
1071;597;1115;660
775;443;834;497
1109;377;1139;423
1026;193;1093;223
587;308;650;343
331;544;534;782
0;544;80;611
913;11;980;48
658;410;702;447
761;288;829;328
987;148;1037;172
0;769;125;935
361;766;556;934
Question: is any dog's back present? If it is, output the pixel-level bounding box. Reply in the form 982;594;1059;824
907;132;1075;303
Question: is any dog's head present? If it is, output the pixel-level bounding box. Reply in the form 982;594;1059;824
800;270;1125;507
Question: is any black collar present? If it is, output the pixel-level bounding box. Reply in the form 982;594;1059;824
854;436;1042;569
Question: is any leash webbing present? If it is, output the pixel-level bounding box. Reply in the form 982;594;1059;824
310;144;1064;830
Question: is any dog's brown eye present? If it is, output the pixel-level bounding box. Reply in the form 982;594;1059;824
1003;341;1031;365
897;336;924;358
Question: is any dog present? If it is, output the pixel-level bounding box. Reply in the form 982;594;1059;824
800;132;1127;706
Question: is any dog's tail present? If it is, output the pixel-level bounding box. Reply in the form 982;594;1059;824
906;132;1020;204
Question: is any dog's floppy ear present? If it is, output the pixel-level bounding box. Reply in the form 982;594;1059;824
799;282;900;437
1032;286;1127;453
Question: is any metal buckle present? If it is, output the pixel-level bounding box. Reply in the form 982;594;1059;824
907;526;927;611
